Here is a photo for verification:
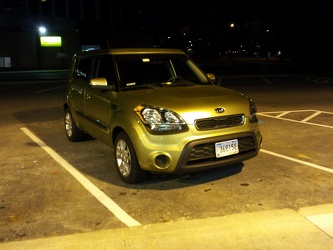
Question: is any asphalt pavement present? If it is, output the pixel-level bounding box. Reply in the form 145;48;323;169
1;57;333;249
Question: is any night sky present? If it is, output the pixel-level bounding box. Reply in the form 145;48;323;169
144;1;331;33
139;0;333;71
1;0;332;69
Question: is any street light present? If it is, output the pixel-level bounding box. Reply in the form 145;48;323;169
39;26;47;35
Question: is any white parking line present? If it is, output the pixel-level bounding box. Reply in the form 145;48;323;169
20;127;141;227
35;85;66;93
0;84;24;90
260;77;272;84
260;149;333;174
306;212;333;238
301;110;322;122
276;111;289;118
257;110;333;129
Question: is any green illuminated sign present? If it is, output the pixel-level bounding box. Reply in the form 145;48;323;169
40;36;62;47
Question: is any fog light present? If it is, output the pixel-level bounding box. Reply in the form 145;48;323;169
155;155;170;169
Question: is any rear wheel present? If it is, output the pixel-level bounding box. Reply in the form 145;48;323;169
64;108;85;142
114;132;147;184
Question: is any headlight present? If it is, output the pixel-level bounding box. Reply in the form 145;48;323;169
247;98;258;123
134;105;188;133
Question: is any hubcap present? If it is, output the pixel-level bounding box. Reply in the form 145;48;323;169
65;113;72;137
116;139;131;177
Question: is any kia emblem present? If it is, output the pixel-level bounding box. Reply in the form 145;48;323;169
215;108;225;113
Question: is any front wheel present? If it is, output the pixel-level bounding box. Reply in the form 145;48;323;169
64;108;85;142
114;132;147;184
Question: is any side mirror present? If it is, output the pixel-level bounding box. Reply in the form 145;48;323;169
89;77;114;90
206;73;216;82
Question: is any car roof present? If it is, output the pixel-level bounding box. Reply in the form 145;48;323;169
73;48;186;58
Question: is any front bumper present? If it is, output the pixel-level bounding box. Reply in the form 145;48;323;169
132;121;262;174
173;131;261;173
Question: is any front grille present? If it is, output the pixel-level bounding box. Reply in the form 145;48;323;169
195;114;244;131
188;136;255;163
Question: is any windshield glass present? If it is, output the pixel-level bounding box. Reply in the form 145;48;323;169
114;54;212;91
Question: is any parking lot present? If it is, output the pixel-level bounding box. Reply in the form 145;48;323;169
1;74;333;249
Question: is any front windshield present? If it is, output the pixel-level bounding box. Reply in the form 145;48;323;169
114;54;212;91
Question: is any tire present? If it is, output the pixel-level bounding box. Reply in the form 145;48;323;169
64;108;85;142
114;132;147;184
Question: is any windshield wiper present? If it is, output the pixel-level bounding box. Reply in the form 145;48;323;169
167;76;184;82
159;82;194;87
156;76;195;87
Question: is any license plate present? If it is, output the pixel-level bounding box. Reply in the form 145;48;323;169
215;139;239;158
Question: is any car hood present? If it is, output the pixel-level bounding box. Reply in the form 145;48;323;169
119;85;250;121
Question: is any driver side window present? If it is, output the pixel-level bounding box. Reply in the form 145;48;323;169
172;59;198;82
93;56;116;86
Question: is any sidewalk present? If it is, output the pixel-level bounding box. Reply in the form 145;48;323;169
1;204;333;250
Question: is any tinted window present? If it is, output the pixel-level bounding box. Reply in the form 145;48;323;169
74;57;93;80
93;56;115;85
114;53;210;89
171;59;198;82
116;59;172;86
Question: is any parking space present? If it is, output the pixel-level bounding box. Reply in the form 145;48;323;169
1;76;333;248
257;109;333;171
258;110;333;129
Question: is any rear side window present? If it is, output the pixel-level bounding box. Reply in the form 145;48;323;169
74;57;93;80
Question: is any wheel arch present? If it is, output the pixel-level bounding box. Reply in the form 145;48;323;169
112;126;125;146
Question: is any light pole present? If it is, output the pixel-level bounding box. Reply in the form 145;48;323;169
36;26;46;69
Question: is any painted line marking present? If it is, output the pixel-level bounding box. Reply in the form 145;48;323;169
257;110;333;129
305;212;333;238
258;113;333;129
258;109;333;115
20;127;141;227
260;149;333;174
276;111;289;118
260;77;272;84
301;110;322;122
0;84;24;90
35;85;66;93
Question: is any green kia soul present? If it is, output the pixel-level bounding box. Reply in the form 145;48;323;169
63;48;262;184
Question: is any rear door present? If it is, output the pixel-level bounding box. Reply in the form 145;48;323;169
69;57;93;117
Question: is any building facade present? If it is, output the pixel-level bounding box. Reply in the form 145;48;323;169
0;0;151;70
